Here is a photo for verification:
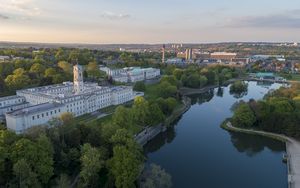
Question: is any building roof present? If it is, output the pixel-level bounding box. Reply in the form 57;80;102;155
255;72;275;77
7;102;64;117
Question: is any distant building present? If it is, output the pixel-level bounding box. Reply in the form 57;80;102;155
100;66;160;83
0;56;10;63
210;52;237;61
231;58;250;65
250;55;285;62
185;48;193;60
166;58;185;64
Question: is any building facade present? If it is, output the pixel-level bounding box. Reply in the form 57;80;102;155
100;66;160;83
4;65;138;134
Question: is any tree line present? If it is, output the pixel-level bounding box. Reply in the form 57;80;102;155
231;84;300;138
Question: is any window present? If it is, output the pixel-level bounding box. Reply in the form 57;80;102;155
32;116;35;120
37;115;40;119
46;112;48;116
54;110;57;114
58;109;61;112
51;111;53;115
42;113;44;117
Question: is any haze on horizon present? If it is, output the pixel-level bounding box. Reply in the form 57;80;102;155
0;0;300;44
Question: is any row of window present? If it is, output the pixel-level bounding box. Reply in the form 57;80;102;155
32;108;61;120
0;98;24;107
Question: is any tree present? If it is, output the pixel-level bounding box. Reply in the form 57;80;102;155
148;103;165;126
55;174;71;188
5;68;30;91
86;62;103;79
132;97;150;127
30;63;46;77
186;74;200;88
80;144;103;187
230;81;248;93
108;146;143;188
59;112;74;125
158;82;177;98
173;69;184;80
44;68;56;78
58;61;72;74
199;75;208;88
11;135;54;185
113;106;134;130
139;164;172;188
133;81;146;92
13;159;40;188
52;74;65;84
232;103;256;127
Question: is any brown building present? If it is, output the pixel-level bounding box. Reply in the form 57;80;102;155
210;52;237;61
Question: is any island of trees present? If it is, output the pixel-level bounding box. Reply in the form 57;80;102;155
231;84;300;138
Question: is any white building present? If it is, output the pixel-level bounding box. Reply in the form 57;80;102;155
100;66;160;83
4;64;138;134
0;96;29;121
0;56;10;63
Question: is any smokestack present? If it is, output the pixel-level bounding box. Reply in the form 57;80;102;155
162;44;165;64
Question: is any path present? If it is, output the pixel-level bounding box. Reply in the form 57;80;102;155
225;122;300;188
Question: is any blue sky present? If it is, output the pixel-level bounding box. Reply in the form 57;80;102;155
0;0;300;43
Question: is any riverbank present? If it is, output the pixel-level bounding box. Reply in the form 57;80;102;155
222;121;300;188
135;96;191;146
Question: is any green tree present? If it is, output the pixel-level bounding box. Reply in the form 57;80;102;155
148;103;165;126
5;68;30;91
132;97;150;126
139;164;172;188
58;61;72;74
199;75;208;88
86;62;103;79
109;146;143;188
113;106;134;130
80;144;103;187
30;63;46;77
44;68;56;78
232;103;256;127
13;159;40;188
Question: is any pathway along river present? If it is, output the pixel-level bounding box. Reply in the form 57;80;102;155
144;81;288;188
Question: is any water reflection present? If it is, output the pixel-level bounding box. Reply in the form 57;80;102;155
216;87;224;97
229;132;285;157
144;119;178;154
189;89;214;105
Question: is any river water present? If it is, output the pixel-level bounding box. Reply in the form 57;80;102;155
144;81;287;188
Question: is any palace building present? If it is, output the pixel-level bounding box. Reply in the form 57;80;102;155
2;65;138;134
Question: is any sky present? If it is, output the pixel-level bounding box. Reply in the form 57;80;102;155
0;0;300;44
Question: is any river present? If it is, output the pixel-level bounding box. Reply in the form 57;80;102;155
144;81;287;188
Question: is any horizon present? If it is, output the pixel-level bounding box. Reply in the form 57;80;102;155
1;0;300;43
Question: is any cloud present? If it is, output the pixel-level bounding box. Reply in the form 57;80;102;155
224;10;300;28
101;11;130;20
0;14;9;19
0;0;41;17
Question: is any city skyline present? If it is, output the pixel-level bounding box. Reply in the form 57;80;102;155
1;0;300;44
